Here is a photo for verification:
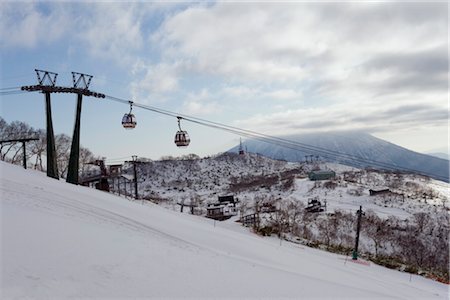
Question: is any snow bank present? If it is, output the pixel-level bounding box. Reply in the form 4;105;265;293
1;162;447;298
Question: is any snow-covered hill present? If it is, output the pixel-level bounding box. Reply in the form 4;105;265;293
228;131;449;182
124;152;449;219
120;153;449;280
126;152;300;204
1;162;448;298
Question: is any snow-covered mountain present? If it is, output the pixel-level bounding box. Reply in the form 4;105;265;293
228;131;449;182
2;161;448;298
427;152;449;160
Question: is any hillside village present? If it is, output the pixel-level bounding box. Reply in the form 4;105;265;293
92;151;450;282
114;152;448;216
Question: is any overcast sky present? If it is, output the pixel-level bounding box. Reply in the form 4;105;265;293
1;1;448;160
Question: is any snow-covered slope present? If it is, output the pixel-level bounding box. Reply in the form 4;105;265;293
229;131;449;182
125;153;448;220
1;162;448;298
127;152;299;203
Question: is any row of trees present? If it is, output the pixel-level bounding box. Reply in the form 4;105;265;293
0;117;99;177
245;195;449;282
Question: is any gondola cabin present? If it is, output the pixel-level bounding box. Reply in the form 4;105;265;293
174;131;190;147
122;113;136;129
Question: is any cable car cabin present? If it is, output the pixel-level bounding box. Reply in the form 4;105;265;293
174;131;190;147
122;114;137;129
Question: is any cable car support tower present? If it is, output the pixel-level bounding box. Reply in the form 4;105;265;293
21;69;105;184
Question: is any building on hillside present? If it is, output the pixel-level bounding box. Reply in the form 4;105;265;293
218;195;237;205
369;188;390;196
305;198;327;213
368;188;404;202
109;164;123;177
206;203;238;220
206;195;238;221
308;170;336;181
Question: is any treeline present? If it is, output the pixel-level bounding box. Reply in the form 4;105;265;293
0;117;99;177
244;195;449;283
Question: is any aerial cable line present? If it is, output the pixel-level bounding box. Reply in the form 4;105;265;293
108;93;378;163
105;94;446;180
0;86;23;91
103;94;447;181
0;90;29;96
0;89;445;180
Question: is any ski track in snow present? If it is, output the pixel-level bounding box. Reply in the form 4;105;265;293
1;162;448;299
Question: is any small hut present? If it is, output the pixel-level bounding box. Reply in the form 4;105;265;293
308;170;336;181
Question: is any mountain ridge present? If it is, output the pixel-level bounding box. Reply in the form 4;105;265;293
228;131;449;182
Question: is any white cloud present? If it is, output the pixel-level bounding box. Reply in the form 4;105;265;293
130;62;181;104
0;2;154;65
223;85;260;99
182;100;221;116
222;85;302;102
0;3;71;48
234;100;448;137
2;2;446;152
154;3;318;83
182;88;221;116
266;89;302;101
76;3;146;64
154;2;447;108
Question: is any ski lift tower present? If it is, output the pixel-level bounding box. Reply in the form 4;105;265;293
21;69;105;183
239;138;245;155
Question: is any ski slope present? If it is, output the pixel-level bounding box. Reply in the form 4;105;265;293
1;162;447;299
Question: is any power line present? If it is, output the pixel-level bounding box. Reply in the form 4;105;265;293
103;93;447;181
0;90;29;96
0;84;446;181
0;86;23;91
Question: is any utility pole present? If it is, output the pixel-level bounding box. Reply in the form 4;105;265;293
352;206;364;260
132;155;138;200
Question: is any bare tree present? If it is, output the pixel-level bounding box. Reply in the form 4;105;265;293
28;129;46;170
363;210;390;257
0;119;36;165
55;134;72;178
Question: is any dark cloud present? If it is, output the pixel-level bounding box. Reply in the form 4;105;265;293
350;104;448;125
312;2;448;41
379;73;448;93
364;45;448;76
355;45;448;94
381;2;448;25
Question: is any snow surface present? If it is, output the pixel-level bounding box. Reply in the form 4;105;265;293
1;162;448;299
